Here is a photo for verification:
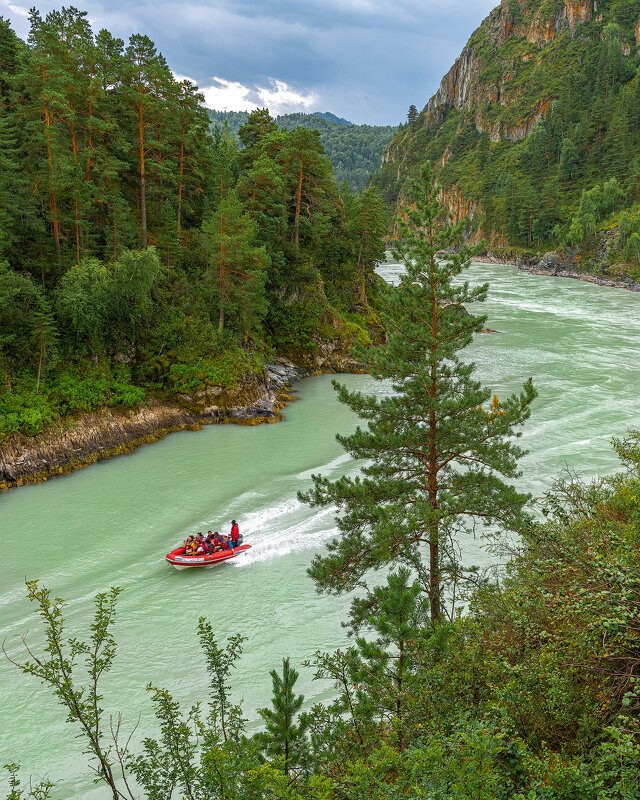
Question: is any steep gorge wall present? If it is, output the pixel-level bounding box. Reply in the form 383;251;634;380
375;0;640;264
423;0;595;143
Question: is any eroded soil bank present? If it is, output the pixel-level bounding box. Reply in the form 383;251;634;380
0;338;365;491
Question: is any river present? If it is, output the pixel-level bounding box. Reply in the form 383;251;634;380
1;261;639;796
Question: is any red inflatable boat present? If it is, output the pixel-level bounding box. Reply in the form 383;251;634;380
166;542;251;570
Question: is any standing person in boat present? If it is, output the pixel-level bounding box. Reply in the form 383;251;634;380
230;520;240;548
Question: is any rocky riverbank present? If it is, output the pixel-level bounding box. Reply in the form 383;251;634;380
472;251;640;292
516;251;640;291
0;348;362;492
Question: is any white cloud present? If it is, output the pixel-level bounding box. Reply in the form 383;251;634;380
257;79;317;115
172;71;197;84
200;76;318;116
200;77;254;112
3;1;28;17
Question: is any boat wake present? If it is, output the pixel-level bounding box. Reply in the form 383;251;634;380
232;501;338;566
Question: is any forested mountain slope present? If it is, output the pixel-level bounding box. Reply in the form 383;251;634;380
208;109;397;192
0;12;387;444
372;0;640;275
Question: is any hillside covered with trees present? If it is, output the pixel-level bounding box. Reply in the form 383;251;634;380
0;11;387;441
208;109;398;193
372;0;640;275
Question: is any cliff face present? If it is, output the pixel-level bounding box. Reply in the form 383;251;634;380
423;0;595;144
372;0;640;271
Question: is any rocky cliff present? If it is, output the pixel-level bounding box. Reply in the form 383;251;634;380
372;0;640;272
422;0;597;144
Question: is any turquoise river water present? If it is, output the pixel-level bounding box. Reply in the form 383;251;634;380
1;261;639;796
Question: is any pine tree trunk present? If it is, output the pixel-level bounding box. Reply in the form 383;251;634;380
36;328;43;394
396;641;405;751
177;119;185;237
427;244;441;623
218;216;226;333
42;65;60;252
137;86;147;248
357;232;367;306
86;66;95;182
65;58;81;261
294;153;304;249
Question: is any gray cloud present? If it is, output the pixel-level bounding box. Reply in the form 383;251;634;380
1;0;497;124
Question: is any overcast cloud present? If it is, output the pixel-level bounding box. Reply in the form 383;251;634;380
1;0;497;124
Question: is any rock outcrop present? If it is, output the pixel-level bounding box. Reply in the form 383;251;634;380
0;350;361;490
516;233;640;291
421;1;594;144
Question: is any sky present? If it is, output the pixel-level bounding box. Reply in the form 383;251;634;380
0;0;498;125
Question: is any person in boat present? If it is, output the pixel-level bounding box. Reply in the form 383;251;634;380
212;531;222;551
230;520;240;548
194;533;207;555
183;535;195;554
187;536;200;555
205;533;215;555
223;535;233;551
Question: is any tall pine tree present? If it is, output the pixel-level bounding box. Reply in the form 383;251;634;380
301;162;536;622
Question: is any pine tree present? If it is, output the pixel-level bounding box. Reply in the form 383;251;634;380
171;79;211;238
0;19;26;260
236;150;285;251
255;657;310;777
346;567;429;751
201;190;269;335
46;8;93;262
238;106;278;166
209;123;238;209
407;104;418;125
278;127;334;253
301;162;536;622
22;9;69;257
346;185;386;307
558;137;580;181
123;34;171;248
33;294;58;393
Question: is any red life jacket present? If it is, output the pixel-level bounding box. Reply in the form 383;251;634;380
231;523;239;542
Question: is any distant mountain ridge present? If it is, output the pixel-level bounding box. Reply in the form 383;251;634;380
208;109;396;192
312;111;353;126
371;0;640;277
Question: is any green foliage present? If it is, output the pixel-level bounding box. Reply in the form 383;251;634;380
6;437;640;797
0;262;47;373
300;163;536;622
0;363;145;439
267;297;326;352
166;345;264;393
201;190;269;335
0;11;388;439
255;658;311;776
210;108;398;192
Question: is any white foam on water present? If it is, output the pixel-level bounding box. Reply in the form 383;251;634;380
240;496;303;531
295;452;352;481
234;505;338;566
